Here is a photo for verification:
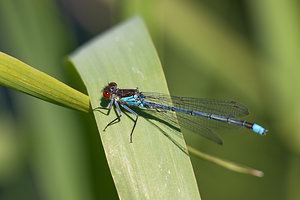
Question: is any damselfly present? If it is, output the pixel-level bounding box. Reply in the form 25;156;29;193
93;82;267;144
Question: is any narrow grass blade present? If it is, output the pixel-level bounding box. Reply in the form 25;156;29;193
69;17;201;199
0;51;89;112
187;146;264;177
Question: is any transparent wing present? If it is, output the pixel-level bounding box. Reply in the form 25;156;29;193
153;109;223;145
142;92;249;118
139;92;250;144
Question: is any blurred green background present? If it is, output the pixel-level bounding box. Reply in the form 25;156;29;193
0;0;299;199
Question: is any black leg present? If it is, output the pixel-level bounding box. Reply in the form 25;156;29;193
103;100;122;131
93;98;114;113
120;104;138;143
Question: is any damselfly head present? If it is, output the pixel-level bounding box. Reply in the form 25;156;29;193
102;82;118;99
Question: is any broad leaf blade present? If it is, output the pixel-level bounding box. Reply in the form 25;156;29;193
69;17;201;199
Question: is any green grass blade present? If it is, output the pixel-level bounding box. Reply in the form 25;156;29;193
187;146;264;177
0;51;89;112
69;17;201;199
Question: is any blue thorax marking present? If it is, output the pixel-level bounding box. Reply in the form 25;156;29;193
121;92;146;107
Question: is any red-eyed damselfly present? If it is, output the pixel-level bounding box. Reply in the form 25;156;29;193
93;82;268;144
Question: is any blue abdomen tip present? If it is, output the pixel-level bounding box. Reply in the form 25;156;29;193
252;124;266;135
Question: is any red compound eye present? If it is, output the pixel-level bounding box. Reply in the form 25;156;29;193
103;90;110;98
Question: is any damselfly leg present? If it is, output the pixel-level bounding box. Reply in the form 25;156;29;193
94;97;139;143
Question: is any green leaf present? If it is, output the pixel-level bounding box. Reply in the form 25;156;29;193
69;17;201;199
0;51;89;112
